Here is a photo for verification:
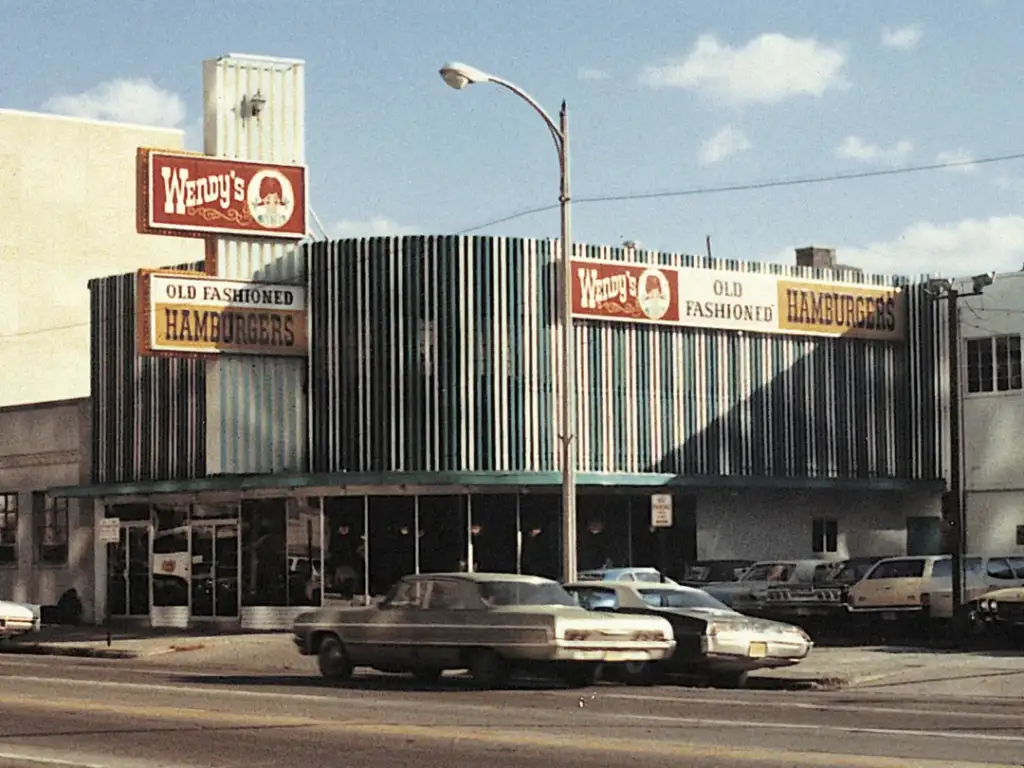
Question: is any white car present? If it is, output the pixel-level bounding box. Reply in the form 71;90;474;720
0;600;39;639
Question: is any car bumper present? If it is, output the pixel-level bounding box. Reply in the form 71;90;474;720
0;617;38;638
540;640;676;663
701;635;811;666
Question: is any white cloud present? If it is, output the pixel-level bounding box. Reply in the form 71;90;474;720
698;125;751;165
936;148;977;173
578;67;610;81
840;215;1024;276
43;78;186;128
836;135;914;165
639;33;847;105
331;217;417;238
881;25;923;50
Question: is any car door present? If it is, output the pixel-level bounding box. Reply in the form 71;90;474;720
368;577;427;668
411;577;474;669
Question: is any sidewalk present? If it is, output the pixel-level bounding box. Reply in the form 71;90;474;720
5;628;1023;697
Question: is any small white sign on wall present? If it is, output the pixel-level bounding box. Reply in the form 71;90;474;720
98;517;121;544
650;495;673;528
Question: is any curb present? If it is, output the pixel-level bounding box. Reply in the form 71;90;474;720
0;643;138;660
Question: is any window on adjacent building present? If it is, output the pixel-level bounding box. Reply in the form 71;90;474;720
0;493;18;565
967;334;1022;393
811;518;839;554
35;493;69;566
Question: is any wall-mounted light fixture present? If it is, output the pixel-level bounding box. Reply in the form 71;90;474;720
242;90;267;120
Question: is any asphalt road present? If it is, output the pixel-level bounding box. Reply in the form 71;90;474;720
0;656;1022;768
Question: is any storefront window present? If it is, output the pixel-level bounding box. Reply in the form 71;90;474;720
577;493;630;572
519;493;559;579
241;499;287;607
367;497;415;596
324;497;366;600
418;495;467;573
107;503;151;522
287;497;322;606
468;494;518;573
152;504;189;607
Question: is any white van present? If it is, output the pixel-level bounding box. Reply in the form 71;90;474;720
925;555;1024;619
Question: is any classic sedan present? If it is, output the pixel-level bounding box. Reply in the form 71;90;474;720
564;580;812;688
293;572;676;689
0;600;39;640
973;586;1024;644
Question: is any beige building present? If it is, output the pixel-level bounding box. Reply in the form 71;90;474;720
0;398;94;620
0;109;205;408
959;271;1024;554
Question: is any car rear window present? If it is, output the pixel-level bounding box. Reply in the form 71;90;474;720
869;559;926;579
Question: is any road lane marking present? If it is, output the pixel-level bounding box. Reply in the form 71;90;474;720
0;694;1014;768
3;672;1022;728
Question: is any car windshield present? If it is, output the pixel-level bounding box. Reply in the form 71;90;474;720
639;588;730;611
479;580;577;607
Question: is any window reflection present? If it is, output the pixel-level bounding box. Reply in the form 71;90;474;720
469;495;517;573
519;493;559;579
368;497;415;596
418;495;467;573
241;499;287;607
324;497;366;600
152;504;189;608
287;497;322;606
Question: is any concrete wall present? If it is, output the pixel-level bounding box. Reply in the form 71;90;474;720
0;109;206;407
959;272;1024;552
696;488;942;561
0;398;95;619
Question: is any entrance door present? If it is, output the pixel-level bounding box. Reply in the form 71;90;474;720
108;525;152;617
906;517;942;556
191;522;240;620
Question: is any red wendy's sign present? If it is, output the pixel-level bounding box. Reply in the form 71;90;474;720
571;258;681;324
137;149;308;240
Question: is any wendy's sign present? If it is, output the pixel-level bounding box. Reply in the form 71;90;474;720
137;149;308;240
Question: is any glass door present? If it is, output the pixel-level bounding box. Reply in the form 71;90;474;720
107;524;152;617
190;522;240;619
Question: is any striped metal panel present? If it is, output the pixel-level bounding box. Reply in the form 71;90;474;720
309;236;945;481
201;54;308;475
89;267;206;484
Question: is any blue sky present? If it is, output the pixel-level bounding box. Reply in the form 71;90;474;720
4;0;1022;277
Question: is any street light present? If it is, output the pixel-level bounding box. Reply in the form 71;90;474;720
926;272;994;638
439;61;578;583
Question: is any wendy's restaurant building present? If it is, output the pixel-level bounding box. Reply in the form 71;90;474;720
42;53;951;630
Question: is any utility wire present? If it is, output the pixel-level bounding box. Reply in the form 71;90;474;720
455;151;1024;235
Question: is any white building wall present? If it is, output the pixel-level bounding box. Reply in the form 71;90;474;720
960;272;1024;552
696;488;941;561
0;109;206;407
0;398;94;620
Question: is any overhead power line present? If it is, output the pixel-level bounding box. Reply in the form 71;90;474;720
455;151;1024;235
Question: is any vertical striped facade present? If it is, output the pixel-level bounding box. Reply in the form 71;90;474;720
309;236;946;481
201;53;308;476
89;266;206;484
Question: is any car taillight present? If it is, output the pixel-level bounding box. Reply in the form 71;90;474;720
633;630;665;642
564;630;591;641
705;622;720;637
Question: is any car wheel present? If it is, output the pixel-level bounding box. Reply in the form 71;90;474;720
561;662;601;688
621;660;661;686
412;667;443;684
317;635;353;682
710;670;749;689
467;649;508;689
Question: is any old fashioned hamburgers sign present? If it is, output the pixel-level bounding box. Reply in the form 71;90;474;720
137;149;308;240
136;269;308;358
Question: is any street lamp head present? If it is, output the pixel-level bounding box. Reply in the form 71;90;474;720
439;61;492;90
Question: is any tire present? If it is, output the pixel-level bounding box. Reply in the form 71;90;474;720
561;662;601;689
620;660;662;686
467;649;508;689
412;667;443;684
710;670;749;689
317;635;353;682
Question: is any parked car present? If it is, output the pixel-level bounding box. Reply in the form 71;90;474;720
292;572;676;689
758;557;883;623
576;567;678;585
702;559;836;612
678;560;755;588
924;555;1024;620
0;600;40;640
973;585;1024;644
563;580;812;688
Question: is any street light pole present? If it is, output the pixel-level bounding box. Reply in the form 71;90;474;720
439;63;578;583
